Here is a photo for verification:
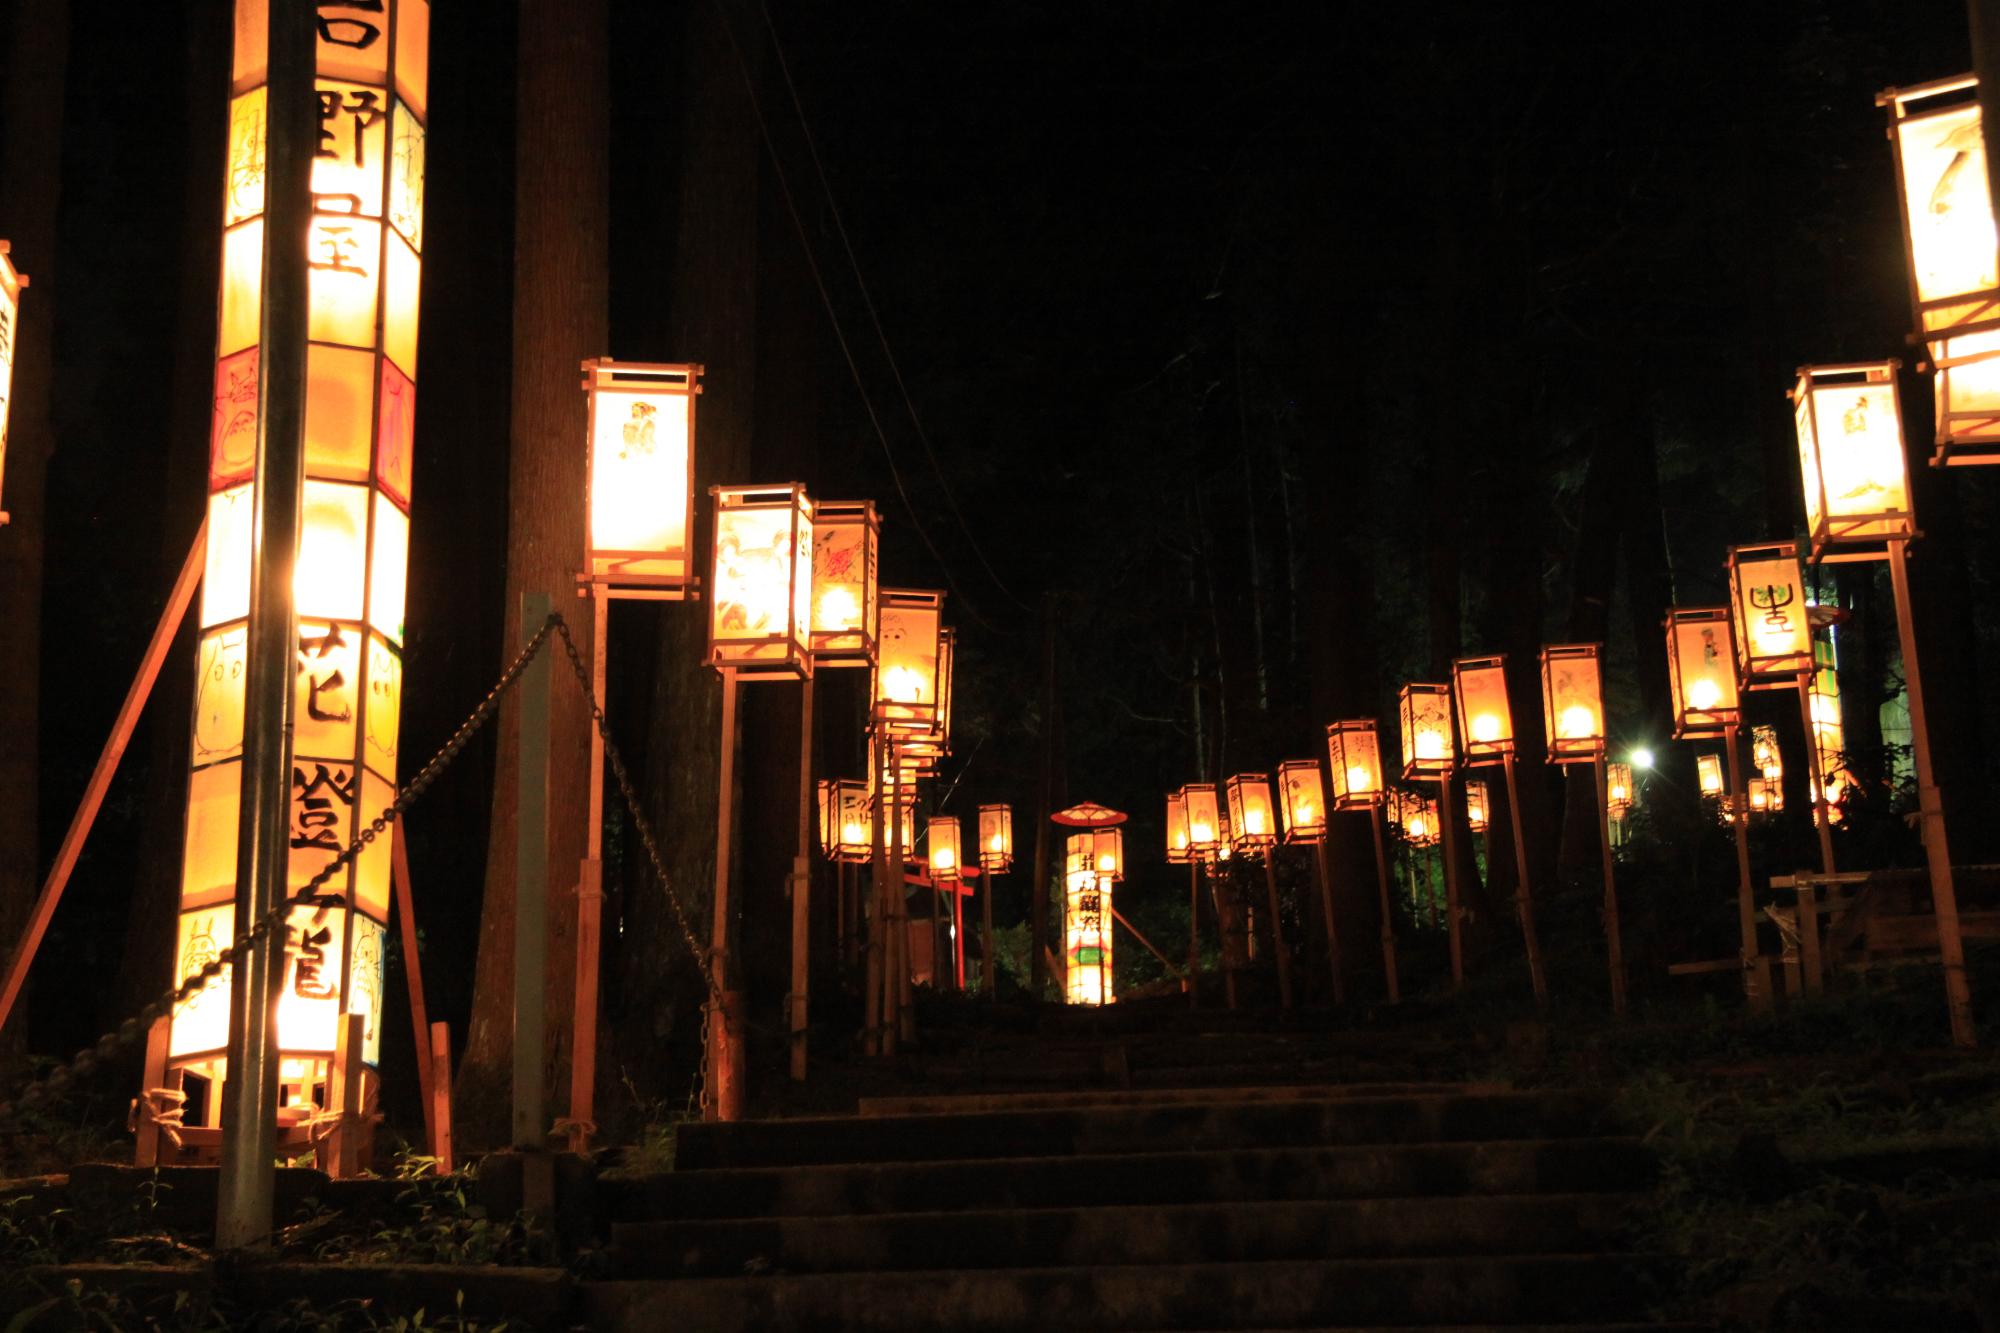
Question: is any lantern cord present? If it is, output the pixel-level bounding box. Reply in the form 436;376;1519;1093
754;0;1036;619
706;0;1011;635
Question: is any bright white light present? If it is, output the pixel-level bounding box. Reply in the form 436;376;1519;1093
1632;748;1655;770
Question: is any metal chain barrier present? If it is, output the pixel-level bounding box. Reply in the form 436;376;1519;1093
0;615;560;1124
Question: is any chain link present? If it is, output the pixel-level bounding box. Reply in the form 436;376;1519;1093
0;616;558;1124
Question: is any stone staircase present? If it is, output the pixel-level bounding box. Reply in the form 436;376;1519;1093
589;1079;1683;1330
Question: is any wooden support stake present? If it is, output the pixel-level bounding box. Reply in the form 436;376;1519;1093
707;668;745;1120
1110;904;1185;981
390;824;436;1159
325;1013;366;1179
1501;753;1548;1008
1796;669;1838;877
428;1022;455;1173
1593;754;1628;1017
1187;862;1201;1008
982;868;998;997
567;584;609;1151
789;676;814;1083
1260;851;1295;1009
1725;723;1774;1013
513;593;553;1148
132;1015;174;1169
1311;838;1346;1006
1369;811;1401;1004
0;520;206;1038
1798;882;1823;998
1436;771;1466;990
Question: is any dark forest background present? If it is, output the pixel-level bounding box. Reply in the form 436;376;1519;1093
3;0;1999;1139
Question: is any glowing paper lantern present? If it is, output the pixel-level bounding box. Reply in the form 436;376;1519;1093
1092;827;1125;881
1398;683;1455;779
1697;753;1725;798
977;804;1013;873
1664;607;1740;739
582;359;698;590
1183;783;1223;854
808;500;879;667
1063;834;1113;1005
1326;720;1385;809
1539;644;1605;763
171;0;432;1133
1728;543;1813;686
1465;780;1490;832
1606;763;1634;817
816;778;871;863
875;589;945;734
1225;773;1278;854
707;483;813;677
1450;656;1514;763
0;243;24;524
1753;725;1782;783
1276;759;1327;844
1793;362;1915;558
1165;791;1193;865
927;817;962;882
1391;791;1439;847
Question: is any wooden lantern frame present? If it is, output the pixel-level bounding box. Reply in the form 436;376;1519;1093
1664;607;1741;738
582;359;701;594
1465;779;1489;832
808;500;880;668
1539;643;1606;763
977;803;1013;873
705;483;813;679
1450;655;1514;764
927;816;962;882
1727;542;1813;689
1326;720;1385;809
875;589;946;736
1398;683;1456;780
1224;773;1278;854
1792;361;1917;560
1276;759;1327;844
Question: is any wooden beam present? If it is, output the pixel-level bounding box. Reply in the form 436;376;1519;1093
390;824;435;1158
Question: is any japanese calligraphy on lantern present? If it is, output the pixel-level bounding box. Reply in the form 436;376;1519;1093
1665;607;1739;738
1728;543;1813;683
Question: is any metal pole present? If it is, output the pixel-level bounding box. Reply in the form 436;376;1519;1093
1888;541;1976;1047
708;669;745;1119
1368;810;1401;1004
1501;753;1548;1008
1795;669;1838;876
1436;771;1465;989
1260;850;1294;1010
789;676;814;1081
1311;837;1345;1006
1725;723;1773;1013
512;593;554;1149
1592;755;1628;1017
216;0;315;1252
567;584;609;1151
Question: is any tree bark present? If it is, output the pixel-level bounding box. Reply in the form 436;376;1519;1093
459;0;609;1148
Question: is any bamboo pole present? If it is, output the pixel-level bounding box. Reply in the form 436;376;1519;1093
565;584;609;1151
1501;753;1549;1008
1592;754;1627;1017
1725;722;1773;1014
1369;811;1401;1003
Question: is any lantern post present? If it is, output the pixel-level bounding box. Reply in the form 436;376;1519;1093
1052;804;1127;1006
1278;759;1342;1005
1226;774;1290;1009
1398;684;1465;988
874;589;946;1045
1791;362;1975;1046
1451;654;1548;1006
1166;790;1198;1005
1328;721;1399;1003
1728;540;1836;877
573;359;701;1145
703;483;814;1117
1665;605;1769;1012
1542;644;1625;1016
0;243;25;525
977;804;1012;996
1182;783;1232;1007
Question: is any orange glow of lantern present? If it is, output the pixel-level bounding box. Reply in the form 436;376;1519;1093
1391;790;1440;847
707;483;813;678
875;588;945;733
1697;753;1725;798
1092;827;1125;881
1792;362;1915;559
1809;646;1848;808
1752;724;1782;783
826;779;872;862
1064;834;1114;1005
1748;776;1777;815
171;0;431;1126
1326;721;1385;809
1878;75;2000;464
1539;644;1606;763
1728;542;1813;686
1277;759;1327;844
1465;779;1490;832
1450;655;1514;763
808;500;879;667
928;816;962;882
1606;762;1635;817
1399;683;1456;780
0;242;25;525
1225;773;1278;854
1664;607;1740;738
1183;783;1223;854
1165;791;1193;864
582;359;699;591
977;804;1013;873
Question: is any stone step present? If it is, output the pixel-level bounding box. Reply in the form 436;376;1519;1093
584;1254;1668;1330
613;1193;1636;1278
855;1082;1497;1117
603;1137;1654;1221
675;1091;1612;1171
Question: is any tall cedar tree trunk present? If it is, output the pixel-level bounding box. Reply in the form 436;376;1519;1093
459;0;609;1147
119;3;227;1024
0;0;68;1070
615;0;761;1109
1558;405;1623;876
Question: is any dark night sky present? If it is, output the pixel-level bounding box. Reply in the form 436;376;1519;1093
10;1;1999;1068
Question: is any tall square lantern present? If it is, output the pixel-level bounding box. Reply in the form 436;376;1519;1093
1398;683;1456;779
1664;607;1741;738
1540;644;1606;763
927;816;962;882
1277;759;1327;843
1451;655;1514;763
831;779;873;863
1165;791;1193;864
170;0;434;1140
1182;783;1223;854
0;242;24;524
814;779;839;860
1606;763;1635;817
582;359;700;592
875;589;945;734
1063;836;1113;1006
707;484;813;678
1326;720;1385;809
1465;780;1490;832
1879;75;2000;464
808;500;879;666
1792;362;1916;560
1727;543;1813;687
1091;827;1125;881
977;804;1013;872
1225;773;1277;854
1697;753;1725;798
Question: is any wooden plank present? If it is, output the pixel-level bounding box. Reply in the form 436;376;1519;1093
131;1015;173;1168
390;824;435;1158
429;1021;455;1173
1867;912;2000;952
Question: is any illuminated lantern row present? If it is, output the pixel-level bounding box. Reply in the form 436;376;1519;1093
1225;773;1277;855
977;804;1013;873
707;484;814;678
582;359;699;593
1540;645;1606;762
172;0;432;1126
1664;607;1740;738
1465;780;1490;833
1398;684;1455;779
809;501;879;667
927;816;961;882
1277;759;1326;843
0;242;23;523
1165;791;1193;864
1697;753;1725;798
1728;543;1812;686
1326;721;1384;809
1879;75;2000;464
1451;656;1513;762
1063;834;1114;1005
1792;362;1915;559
